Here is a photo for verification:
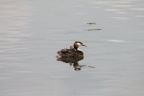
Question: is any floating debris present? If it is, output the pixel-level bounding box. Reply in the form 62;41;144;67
87;66;95;68
87;22;96;25
108;39;125;43
86;28;102;31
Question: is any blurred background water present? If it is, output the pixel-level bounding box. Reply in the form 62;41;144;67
0;0;144;96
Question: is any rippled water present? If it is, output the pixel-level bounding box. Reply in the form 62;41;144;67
0;0;144;96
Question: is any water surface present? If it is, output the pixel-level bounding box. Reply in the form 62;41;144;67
0;0;144;96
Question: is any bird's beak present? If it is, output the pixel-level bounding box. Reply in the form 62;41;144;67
82;44;87;47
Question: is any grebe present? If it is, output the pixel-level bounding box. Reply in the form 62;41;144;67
57;41;87;58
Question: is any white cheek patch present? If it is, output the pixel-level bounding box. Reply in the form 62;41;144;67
77;43;81;46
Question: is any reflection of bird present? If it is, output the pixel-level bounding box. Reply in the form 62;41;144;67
56;41;87;58
73;62;86;71
57;57;83;63
57;58;85;71
57;56;95;71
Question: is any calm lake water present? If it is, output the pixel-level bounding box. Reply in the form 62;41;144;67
0;0;144;96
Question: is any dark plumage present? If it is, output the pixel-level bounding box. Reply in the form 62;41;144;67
56;41;86;58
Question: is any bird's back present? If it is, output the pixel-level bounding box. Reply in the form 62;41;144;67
57;46;84;58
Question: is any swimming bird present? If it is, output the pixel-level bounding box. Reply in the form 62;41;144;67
57;41;87;58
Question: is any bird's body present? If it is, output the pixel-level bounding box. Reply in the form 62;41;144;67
56;41;86;58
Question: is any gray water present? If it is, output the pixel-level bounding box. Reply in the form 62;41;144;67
0;0;144;96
